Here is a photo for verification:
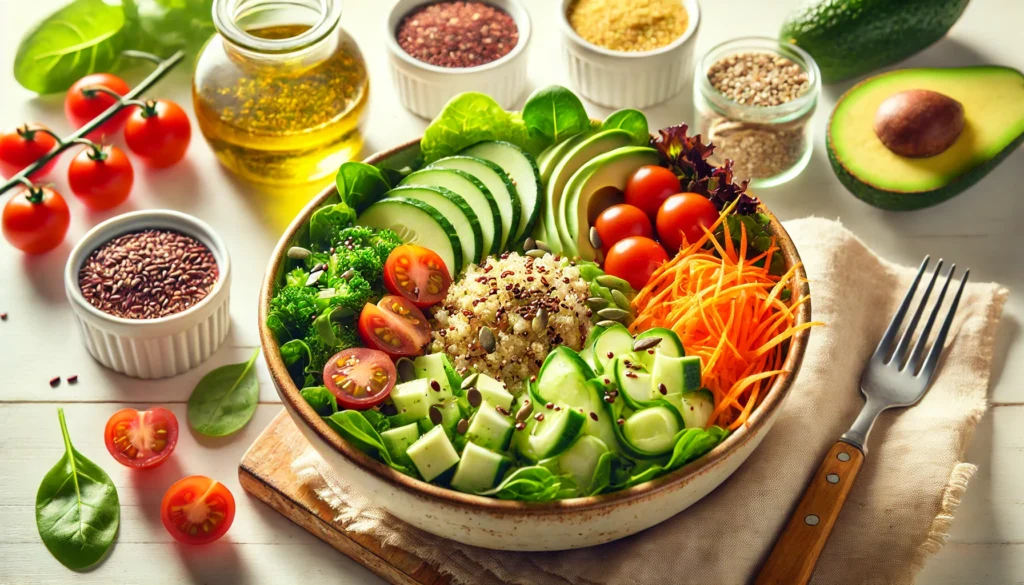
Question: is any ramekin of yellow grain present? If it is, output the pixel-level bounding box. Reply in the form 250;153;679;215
559;0;701;109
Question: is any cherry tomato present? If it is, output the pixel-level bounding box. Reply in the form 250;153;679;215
358;296;431;359
0;124;58;179
68;145;134;211
104;407;179;469
323;348;397;410
594;204;653;252
624;165;682;219
2;187;70;254
124;99;192;168
603;236;669;291
383;244;452;308
65;73;131;141
161;476;236;545
656;192;720;253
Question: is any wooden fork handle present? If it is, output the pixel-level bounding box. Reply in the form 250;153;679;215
753;441;865;585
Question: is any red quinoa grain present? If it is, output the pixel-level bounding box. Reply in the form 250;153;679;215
397;1;518;68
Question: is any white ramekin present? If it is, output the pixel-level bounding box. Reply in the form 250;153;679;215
386;0;532;119
560;0;701;109
64;210;232;379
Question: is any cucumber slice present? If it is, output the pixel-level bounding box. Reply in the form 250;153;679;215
613;355;657;408
386;186;482;269
542;434;609;494
474;374;514;411
390;379;434;425
676;389;715;429
621;406;681;457
430;156;520;253
413;353;458;400
466;403;515;452
603;399;684;459
651;353;702;395
400;168;502;257
462;141;542;244
535;346;595;410
589;323;634;374
357;196;462;276
633;327;685;370
582;379;621;454
451;442;513;493
407;425;460;482
513;406;586;462
381;423;421;466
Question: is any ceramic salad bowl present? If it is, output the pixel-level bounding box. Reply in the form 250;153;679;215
259;138;812;551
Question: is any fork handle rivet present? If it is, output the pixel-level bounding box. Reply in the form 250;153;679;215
805;514;820;526
837;452;851;462
826;474;840;484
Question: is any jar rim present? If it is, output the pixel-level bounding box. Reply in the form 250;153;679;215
697;36;821;121
214;0;341;54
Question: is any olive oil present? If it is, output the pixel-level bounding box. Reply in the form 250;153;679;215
193;24;369;185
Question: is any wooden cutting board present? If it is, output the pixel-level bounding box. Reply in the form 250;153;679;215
238;410;450;585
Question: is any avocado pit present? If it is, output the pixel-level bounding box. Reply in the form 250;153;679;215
873;89;965;158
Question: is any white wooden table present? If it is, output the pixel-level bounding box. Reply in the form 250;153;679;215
1;1;1022;583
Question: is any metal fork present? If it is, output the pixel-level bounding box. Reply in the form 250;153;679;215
754;257;969;585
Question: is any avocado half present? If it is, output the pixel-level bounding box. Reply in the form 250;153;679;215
827;66;1024;211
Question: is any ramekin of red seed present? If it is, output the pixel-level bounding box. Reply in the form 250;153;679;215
386;0;532;118
64;210;232;379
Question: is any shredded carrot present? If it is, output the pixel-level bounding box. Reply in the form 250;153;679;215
630;208;823;430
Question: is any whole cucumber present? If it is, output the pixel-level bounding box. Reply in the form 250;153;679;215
779;0;970;83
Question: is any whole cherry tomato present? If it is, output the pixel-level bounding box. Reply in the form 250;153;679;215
161;476;236;545
624;165;682;219
124;99;192;168
603;236;669;291
2;187;70;254
656;192;720;252
68;145;134;211
594;204;653;252
65;73;131;141
0;124;59;180
104;407;179;469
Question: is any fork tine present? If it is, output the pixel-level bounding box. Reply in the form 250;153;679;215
873;256;930;360
894;259;943;368
916;269;969;378
905;264;955;374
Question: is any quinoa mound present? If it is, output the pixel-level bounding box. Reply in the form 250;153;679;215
429;252;593;390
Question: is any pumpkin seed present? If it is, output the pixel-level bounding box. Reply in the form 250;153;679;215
596;274;630;291
587;296;609;311
525;249;547;259
589;226;602;250
467;388;482;408
633;336;662;352
340;269;355;281
597;307;628;320
305;270;323;287
611;289;631;310
287;246;312;260
515;400;534;421
460;372;480;390
428;405;443;425
395;358;417;383
479;326;496;353
596;319;619;328
523;237;536;251
535;240;551;253
456;418;469;434
532;308;548;335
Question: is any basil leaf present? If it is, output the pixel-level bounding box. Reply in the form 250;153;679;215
36;408;120;570
335;162;391;214
187;348;261;437
522;85;591;149
122;0;215;59
601;109;650;146
421;92;532;163
14;0;128;94
300;386;338;416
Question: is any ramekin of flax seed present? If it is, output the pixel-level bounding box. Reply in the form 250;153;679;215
64;210;232;378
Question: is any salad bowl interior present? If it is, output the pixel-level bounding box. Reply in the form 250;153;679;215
259;138;812;551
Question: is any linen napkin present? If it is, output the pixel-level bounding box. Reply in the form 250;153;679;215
292;217;1008;585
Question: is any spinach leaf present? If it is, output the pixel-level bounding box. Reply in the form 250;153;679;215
281;339;311;386
521;86;591;149
421;92;532;163
479;466;562;501
14;0;128;94
601;109;650;146
312;311;339;347
122;0;215;59
335;162;391;213
361;409;392;433
587;451;614;496
300;386;338;416
664;426;729;472
36;408;120;570
324;410;408;471
309;202;357;248
187;348;261;437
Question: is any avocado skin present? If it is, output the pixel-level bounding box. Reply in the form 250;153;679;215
827;130;1024;211
780;0;970;83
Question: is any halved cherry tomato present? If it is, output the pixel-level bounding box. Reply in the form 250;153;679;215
161;476;236;545
323;348;397;410
603;236;669;291
0;124;58;179
594;204;653;253
68;145;134;211
624;165;682;219
383;244;452;308
65;73;131;141
656;192;720;253
124;99;192;168
2;187;70;254
104;407;179;469
357;295;431;359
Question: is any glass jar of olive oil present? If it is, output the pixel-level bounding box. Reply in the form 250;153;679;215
193;0;368;185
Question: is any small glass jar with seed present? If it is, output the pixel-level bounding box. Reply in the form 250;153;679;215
693;37;820;188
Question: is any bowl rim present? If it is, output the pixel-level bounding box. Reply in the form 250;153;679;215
259;137;812;514
558;0;701;59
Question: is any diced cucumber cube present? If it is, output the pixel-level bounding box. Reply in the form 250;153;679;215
407;425;460;482
381;423;421;465
474;374;514;411
413;353;456;401
545;435;609;494
513;406;586;462
536;346;593;409
390;379;432;424
651;353;702;395
466;402;514;451
450;442;512;493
